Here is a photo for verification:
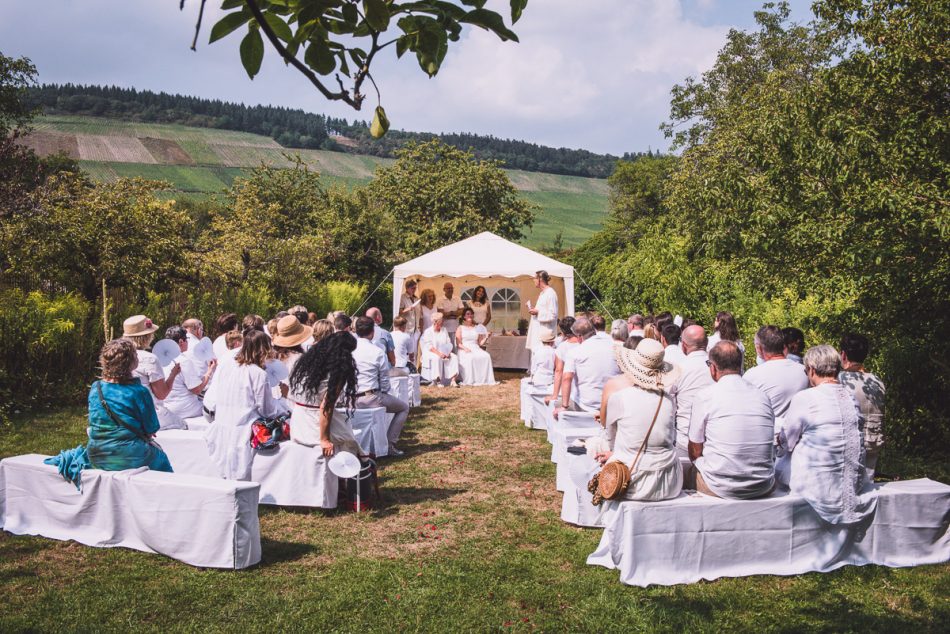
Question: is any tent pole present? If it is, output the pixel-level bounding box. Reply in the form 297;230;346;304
574;270;614;322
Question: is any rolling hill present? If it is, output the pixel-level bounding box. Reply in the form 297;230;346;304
22;115;609;248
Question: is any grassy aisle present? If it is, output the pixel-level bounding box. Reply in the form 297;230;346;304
1;373;948;632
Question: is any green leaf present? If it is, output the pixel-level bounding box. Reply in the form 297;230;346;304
510;0;527;24
460;9;519;42
220;0;245;10
341;2;358;24
262;12;294;43
209;10;251;43
363;0;390;31
240;28;265;79
370;105;390;138
304;37;336;75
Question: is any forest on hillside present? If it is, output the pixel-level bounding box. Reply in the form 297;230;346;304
26;84;651;178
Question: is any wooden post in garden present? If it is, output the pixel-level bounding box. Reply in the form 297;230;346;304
101;278;112;343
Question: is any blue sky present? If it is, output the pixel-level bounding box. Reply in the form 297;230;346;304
0;1;814;155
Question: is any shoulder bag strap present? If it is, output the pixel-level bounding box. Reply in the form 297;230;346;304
96;382;149;443
627;389;665;474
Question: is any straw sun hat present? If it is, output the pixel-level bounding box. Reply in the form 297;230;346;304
614;338;681;391
272;315;313;347
123;314;159;337
539;327;556;343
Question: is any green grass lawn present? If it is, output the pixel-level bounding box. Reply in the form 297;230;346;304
1;375;947;632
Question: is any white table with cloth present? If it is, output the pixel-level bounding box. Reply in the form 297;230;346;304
486;336;531;370
587;478;950;586
0;453;261;569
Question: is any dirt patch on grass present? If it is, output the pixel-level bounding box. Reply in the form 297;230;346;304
16;131;80;159
139;137;196;165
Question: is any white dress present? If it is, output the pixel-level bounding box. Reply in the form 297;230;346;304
420;305;436;333
469;301;490;327
134;349;185;430
456;325;496;386
420;326;459;385
289;380;361;456
604;386;682;501
204;362;288;480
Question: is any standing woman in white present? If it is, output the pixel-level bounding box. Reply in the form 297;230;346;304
526;270;558;352
420;313;460;387
205;330;289;480
467;285;492;328
456;308;496;386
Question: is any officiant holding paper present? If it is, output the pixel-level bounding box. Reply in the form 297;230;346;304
526;270;558;352
398;279;423;354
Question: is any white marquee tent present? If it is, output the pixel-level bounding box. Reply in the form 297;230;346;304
392;232;574;332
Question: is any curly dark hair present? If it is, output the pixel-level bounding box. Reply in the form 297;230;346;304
289;331;358;418
471;285;488;304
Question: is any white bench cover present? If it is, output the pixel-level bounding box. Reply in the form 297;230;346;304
349;407;391;457
0;454;261;569
184;416;210;433
588;478;950;586
389;376;410;407
155;430;339;508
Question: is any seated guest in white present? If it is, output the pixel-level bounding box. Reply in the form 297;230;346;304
671;325;715;456
353;316;410;455
122;314;184;430
205;330;289;480
366;307;396;367
627;313;645;338
545;317;579;406
211;313;239;359
783;327;806;364
555;316;621;416
707;311;745;370
455;307;496;386
688;341;776;498
333;313;352;333
592;338;682;501
609;319;629;347
390;316;414;376
530;327;556;387
288;331;363;457
182;318;210;374
272;315;313;409
661;323;685;364
162;326;215;421
242;314;265;334
838;333;885;477
776;345;876;524
311;319;333;346
420;313;460;388
744;325;809;417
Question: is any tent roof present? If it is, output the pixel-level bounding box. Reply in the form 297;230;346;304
393;232;573;279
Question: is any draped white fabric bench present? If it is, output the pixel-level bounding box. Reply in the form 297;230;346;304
0;454;261;569
349;407;391;457
587;478;950;586
548;410;601;465
389;376;410;407
520;379;554;430
155;429;341;508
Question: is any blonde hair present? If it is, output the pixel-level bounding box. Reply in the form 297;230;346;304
311;319;333;344
124;332;154;351
267;318;279;338
420;289;436;308
100;339;137;381
643;323;661;341
225;330;244;350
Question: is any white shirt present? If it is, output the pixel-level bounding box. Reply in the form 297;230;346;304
212;335;230;360
391;330;413;368
629;328;645;338
689;374;776;499
780;384;875;524
530;345;556;386
352;337;390;393
186;332;210;374
664;344;686;365
162;351;204;419
672;350;715;450
743;357;809;417
371;325;395;365
399;293;421;334
436;296;464;331
563;334;621;412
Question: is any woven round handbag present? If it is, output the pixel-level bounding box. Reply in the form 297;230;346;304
588;390;665;506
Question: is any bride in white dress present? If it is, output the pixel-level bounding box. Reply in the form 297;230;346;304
455;308;496;386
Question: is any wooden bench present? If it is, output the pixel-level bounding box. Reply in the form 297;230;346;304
0;454;261;569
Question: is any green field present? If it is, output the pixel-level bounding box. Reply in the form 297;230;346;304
31;115;608;248
1;376;947;632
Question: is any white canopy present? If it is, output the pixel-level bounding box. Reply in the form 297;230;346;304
392;232;575;321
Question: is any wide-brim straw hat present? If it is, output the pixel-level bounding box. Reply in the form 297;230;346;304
614;338;681;391
273;315;313;347
124;314;159;337
539;327;556;343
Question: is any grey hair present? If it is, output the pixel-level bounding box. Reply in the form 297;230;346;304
610;319;629;342
571;316;594;340
803;345;841;378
